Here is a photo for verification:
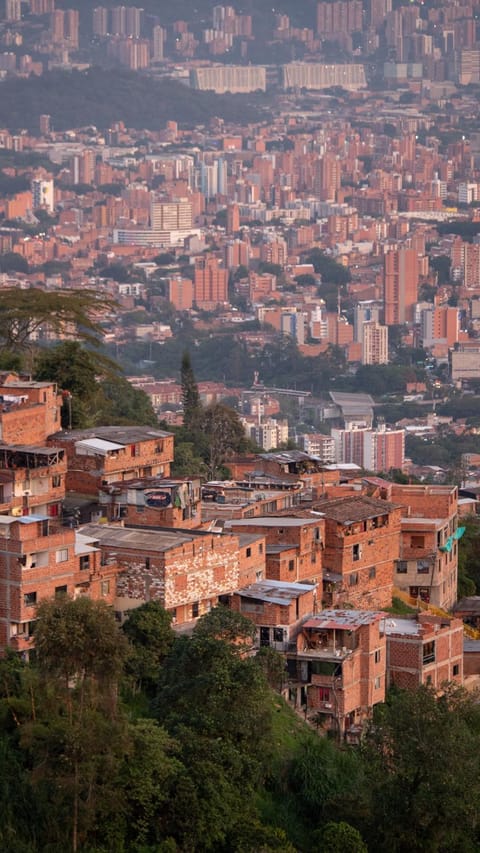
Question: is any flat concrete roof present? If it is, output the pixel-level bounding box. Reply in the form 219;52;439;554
303;609;384;630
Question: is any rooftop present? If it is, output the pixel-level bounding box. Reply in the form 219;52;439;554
303;609;384;630
225;516;320;529
312;495;398;525
236;579;316;605
51;425;173;445
79;523;194;552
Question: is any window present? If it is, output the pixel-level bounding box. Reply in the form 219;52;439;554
369;565;376;579
259;543;263;554
79;555;90;571
318;687;330;702
423;641;435;664
192;601;199;618
278;528;284;535
256;570;263;582
374;676;381;690
453;664;460;676
52;475;61;488
55;585;67;598
273;627;284;643
417;560;430;574
396;561;407;574
246;547;251;558
170;608;177;622
349;572;358;586
145;557;150;571
352;544;361;561
375;649;381;663
101;580;110;597
411;535;425;549
288;559;295;572
56;548;68;563
41;519;49;536
24;591;37;607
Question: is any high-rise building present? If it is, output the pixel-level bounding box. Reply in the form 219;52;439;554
39;114;51;135
30;0;55;14
384;247;419;325
362;321;388;365
111;5;126;35
125;5;142;38
5;0;21;22
93;6;108;36
194;255;227;309
65;9;79;48
150;200;193;232
31;177;54;213
152;25;165;61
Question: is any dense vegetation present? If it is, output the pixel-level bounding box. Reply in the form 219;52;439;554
0;70;267;133
2;596;480;852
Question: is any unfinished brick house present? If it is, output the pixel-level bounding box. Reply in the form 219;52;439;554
0;515;118;654
382;613;464;690
0;444;67;519
98;477;202;528
49;426;174;495
224;517;324;585
390;484;460;610
312;496;403;610
230;579;318;650
201;481;301;523
286;610;386;738
0;377;62;444
79;522;266;625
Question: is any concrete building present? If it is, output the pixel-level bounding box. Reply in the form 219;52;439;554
31;178;54;213
282;63;366;91
384;247;419;325
362;320;388;365
193;254;228;310
190;65;267;93
332;426;405;473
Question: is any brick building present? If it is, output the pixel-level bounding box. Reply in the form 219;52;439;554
224;517;324;585
49;426;174;495
382;613;464;689
391;484;459;610
80;523;266;626
230;579;317;650
99;477;201;528
0;515;118;654
313;495;402;610
0;377;62;445
286;610;386;738
0;444;66;519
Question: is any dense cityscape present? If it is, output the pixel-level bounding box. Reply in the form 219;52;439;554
1;0;480;851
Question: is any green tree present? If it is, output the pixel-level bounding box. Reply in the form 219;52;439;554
155;634;274;851
362;685;480;852
314;821;367;853
0;287;113;355
181;349;203;434
201;401;248;478
193;605;256;648
122;602;174;696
